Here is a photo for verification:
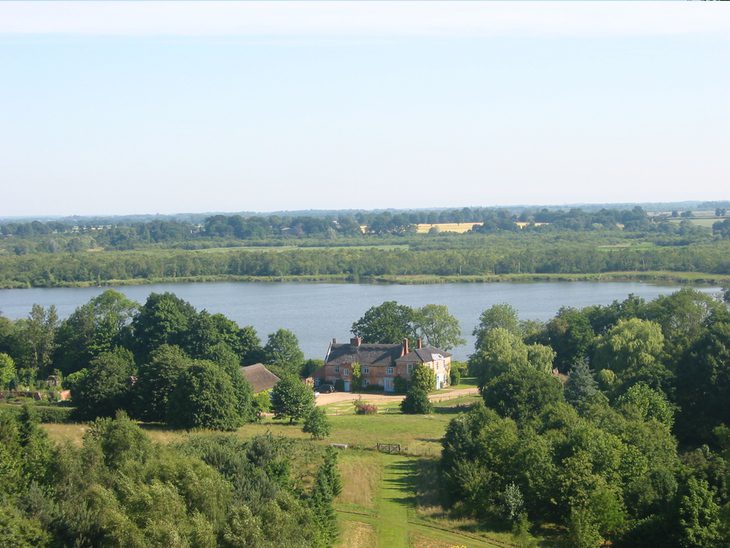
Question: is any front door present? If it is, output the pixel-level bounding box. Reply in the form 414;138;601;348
436;374;443;390
383;377;394;392
343;381;351;392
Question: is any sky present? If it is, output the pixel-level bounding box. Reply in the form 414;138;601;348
1;1;730;217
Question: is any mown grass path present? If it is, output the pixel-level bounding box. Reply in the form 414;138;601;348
377;454;413;547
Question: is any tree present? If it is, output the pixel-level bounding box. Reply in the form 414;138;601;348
527;343;556;375
616;383;674;428
593;318;667;390
167;361;244;431
473;304;520;348
677;478;721;547
469;328;529;387
545;307;595;373
0;352;15;388
351;301;415;344
263;329;304;375
564;359;600;409
676;321;730;444
19;304;58;379
73;347;136;420
646;288;724;362
132;292;197;360
54;290;138;376
483;367;564;422
302;407;331;440
134;344;190;422
270;376;315;423
413;304;465;351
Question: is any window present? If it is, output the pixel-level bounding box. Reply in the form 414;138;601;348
334;366;340;373
343;369;349;377
362;379;369;387
407;364;414;374
386;367;394;375
363;367;369;374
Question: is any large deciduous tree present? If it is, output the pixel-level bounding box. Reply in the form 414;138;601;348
132;292;197;361
413;304;465;351
167;361;244;431
73;347;136;420
54;290;138;376
545;307;595;373
263;329;304;375
133;344;190;422
593;318;668;391
351;301;415;344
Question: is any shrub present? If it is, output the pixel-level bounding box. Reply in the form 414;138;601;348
334;379;345;392
400;387;433;414
0;404;73;423
353;399;378;415
302;407;331;440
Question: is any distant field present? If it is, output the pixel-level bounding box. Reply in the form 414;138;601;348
667;217;726;228
415;222;483;234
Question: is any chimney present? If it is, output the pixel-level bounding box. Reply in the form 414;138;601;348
417;338;423;349
332;338;337;344
350;337;362;347
402;338;409;356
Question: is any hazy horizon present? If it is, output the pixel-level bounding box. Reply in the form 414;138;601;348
2;2;729;216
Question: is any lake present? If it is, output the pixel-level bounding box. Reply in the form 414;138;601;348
0;281;721;361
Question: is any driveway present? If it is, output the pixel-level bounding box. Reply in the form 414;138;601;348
314;386;478;407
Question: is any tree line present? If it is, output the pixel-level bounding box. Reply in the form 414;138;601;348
7;205;729;255
2;237;730;288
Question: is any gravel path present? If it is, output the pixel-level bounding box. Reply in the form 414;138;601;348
314;386;478;407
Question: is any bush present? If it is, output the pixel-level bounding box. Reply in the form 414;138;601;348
400;387;433;414
334;379;345;392
302;407;331;440
353;399;378;415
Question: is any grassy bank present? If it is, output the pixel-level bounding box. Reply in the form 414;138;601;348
2;270;728;290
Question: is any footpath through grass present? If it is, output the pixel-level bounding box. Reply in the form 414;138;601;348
335;451;512;548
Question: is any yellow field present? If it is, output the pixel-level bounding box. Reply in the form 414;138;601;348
415;222;483;234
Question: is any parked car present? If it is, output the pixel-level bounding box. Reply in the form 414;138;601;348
317;383;336;393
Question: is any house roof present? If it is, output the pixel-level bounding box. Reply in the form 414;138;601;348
396;346;452;364
239;363;280;393
325;343;404;367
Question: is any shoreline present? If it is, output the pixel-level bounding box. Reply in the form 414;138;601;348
0;270;728;290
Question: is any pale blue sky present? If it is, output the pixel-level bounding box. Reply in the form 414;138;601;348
1;2;729;216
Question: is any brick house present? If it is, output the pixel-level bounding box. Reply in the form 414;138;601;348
317;337;452;392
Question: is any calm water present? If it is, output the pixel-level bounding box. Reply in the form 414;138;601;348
0;282;721;361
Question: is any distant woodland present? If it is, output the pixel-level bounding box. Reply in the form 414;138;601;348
1;205;730;287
